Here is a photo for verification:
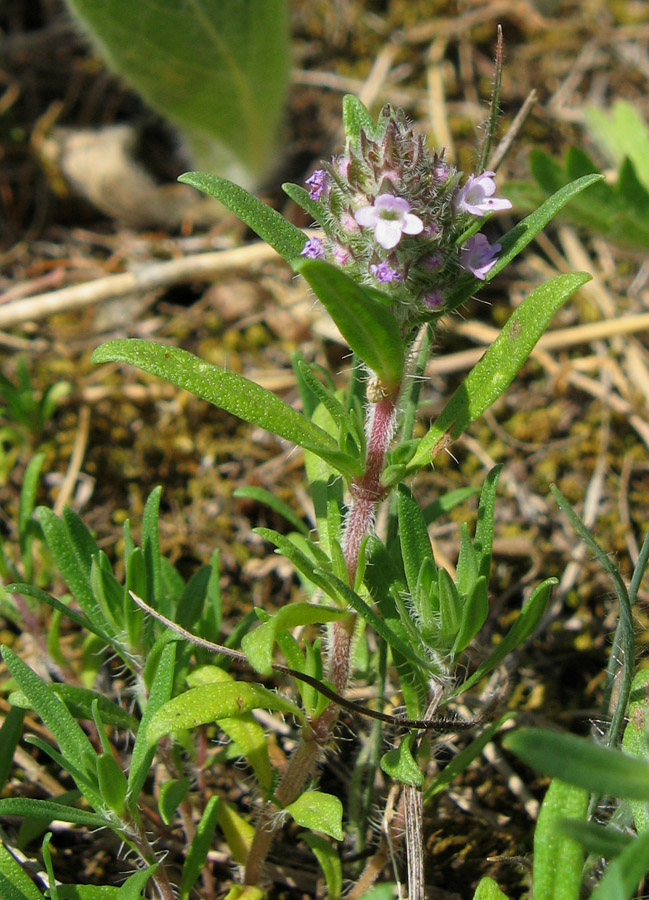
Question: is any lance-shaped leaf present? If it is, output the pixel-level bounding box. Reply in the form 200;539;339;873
64;0;290;188
454;577;556;695
148;682;305;745
179;173;305;261
0;841;47;900
241;602;353;677
504;729;649;800
294;259;405;391
589;829;649;900
408;272;591;472
92;340;361;479
532;778;588;900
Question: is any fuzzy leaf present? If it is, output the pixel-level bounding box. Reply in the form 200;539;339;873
1;648;98;792
285;791;344;841
127;640;177;806
589;829;649;900
409;273;591;472
342;94;378;142
622;669;649;833
303;833;343;900
397;485;436;597
148;681;305;745
64;0;289;186
179;173;304;259
158;777;191;826
504;729;649;800
241;601;352;677
532;779;588;900
294;259;405;390
92;340;360;479
455;578;555;694
180;795;220;900
472;878;510;900
0;798;107;828
380;735;424;788
0;842;47;900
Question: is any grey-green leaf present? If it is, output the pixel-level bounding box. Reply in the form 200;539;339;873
179;173;305;260
91;340;360;479
148;682;305;745
408;273;591;471
504;729;649;800
62;0;289;187
294;259;405;390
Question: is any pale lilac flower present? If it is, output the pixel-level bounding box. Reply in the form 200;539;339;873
354;194;424;250
454;172;512;217
422;290;445;308
305;169;327;200
461;234;501;280
301;236;325;259
369;262;402;283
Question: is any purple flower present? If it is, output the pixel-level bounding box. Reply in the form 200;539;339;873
461;234;501;280
301;236;325;259
454;172;512;217
354;194;424;250
305;169;327;201
422;290;445;308
369;262;402;283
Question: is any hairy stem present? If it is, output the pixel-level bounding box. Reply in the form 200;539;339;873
244;385;399;888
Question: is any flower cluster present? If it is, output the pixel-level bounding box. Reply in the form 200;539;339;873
299;105;511;324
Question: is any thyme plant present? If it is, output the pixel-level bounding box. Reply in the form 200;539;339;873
0;90;603;899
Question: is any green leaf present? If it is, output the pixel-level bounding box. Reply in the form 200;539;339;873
179;173;304;260
241;601;352;677
473;465;502;580
532;779;588;900
0;707;24;793
7;584;114;649
409;273;591;472
57;888;121;899
187;666;274;793
1;648;98;793
342;94;378;142
96;753;127;817
398;485;436;597
425;713;515;802
285;791;344;841
127;640;177;807
179;795;220;900
293;259;405;390
504;729;649;800
0;798;107;828
303;833;343;900
455;578;555;694
115;865;158;900
40;684;136;731
148;681;305;745
0;842;47;900
233;485;308;535
282;182;326;226
585;101;649;192
589;828;649;900
559;820;632;859
380;735;424;788
622;669;649;832
35;508;98;623
472;877;510;900
63;0;289;187
92;340;360;479
158;777;190;826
